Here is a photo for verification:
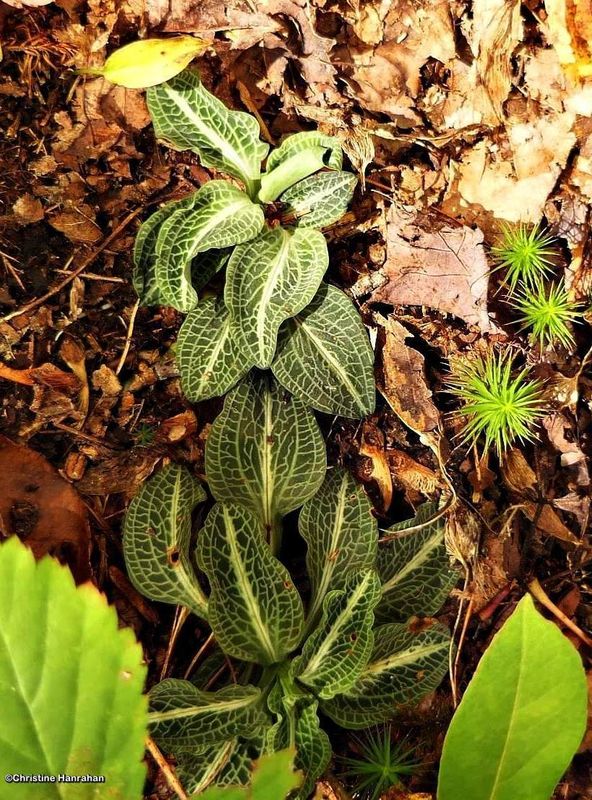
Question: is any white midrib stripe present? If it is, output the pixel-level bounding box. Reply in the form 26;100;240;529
196;316;232;398
256;231;290;364
307;475;347;626
167;474;208;615
261;383;275;532
224;507;276;662
164;84;256;183
297;316;365;413
364;640;449;675
148;695;255;723
381;529;443;597
300;574;370;680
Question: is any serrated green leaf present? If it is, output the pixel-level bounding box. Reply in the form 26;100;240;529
225;227;329;368
300;467;378;630
177;298;254;402
123;464;208;619
437;595;588;800
295;569;381;699
280;171;357;229
272;284;375;418
99;36;208;89
377;503;458;623
267;131;343;173
0;537;147;799
198;503;305;665
149;680;265;747
147;69;268;194
258;146;328;204
133;191;202;305
155;181;264;312
205;373;326;535
267;673;331;800
321;623;451;729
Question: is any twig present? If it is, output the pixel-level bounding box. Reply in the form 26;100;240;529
184;632;215;680
116;297;140;375
145;736;188;800
0;208;141;324
160;606;190;680
529;578;592;647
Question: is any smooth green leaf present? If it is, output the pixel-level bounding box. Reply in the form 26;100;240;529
321;622;451;729
147;69;268;194
225;226;329;368
377;503;458;623
133;191;202;305
267;674;331;800
272;284;375;418
258;146;328;204
149;680;265;747
300;467;377;630
177;298;254;402
206;373;326;534
294;569;381;699
266;131;343;173
279;171;357;229
123;464;208;619
98;36;208;88
437;595;587;800
198;503;305;665
155;181;264;311
0;537;147;799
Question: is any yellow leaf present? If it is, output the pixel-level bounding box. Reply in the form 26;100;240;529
93;36;209;89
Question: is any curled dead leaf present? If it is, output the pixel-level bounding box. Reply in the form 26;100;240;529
0;436;91;581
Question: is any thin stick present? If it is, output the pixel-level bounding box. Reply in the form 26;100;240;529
184;632;214;680
1;207;141;323
529;578;592;647
116;297;140;375
160;606;190;680
451;592;474;708
145;736;188;800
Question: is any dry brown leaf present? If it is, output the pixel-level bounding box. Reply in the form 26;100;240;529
77;451;160;496
359;420;393;513
389;449;441;499
0;436;91;581
463;0;522;123
12;194;44;225
376;315;442;439
544;412;590;487
454;114;576;222
361;208;494;332
49;204;102;243
543;0;592;77
522;501;581;545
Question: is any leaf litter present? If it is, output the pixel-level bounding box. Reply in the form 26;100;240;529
1;0;592;797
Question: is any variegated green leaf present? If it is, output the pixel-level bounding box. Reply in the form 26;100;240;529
197;503;305;665
147;69;268;195
258;146;328;204
279;171;357;229
176;740;239;793
377;503;458;623
155;181;264;312
266;131;343;173
225;227;329;368
177;298;253;402
300;467;377;630
320;623;451;729
272;284;375;418
205;373;326;538
133;191;202;305
123;464;208;619
191;247;231;293
294;569;381;700
149;679;265;747
266;672;331;800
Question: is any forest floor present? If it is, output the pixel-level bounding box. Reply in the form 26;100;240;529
1;0;592;797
